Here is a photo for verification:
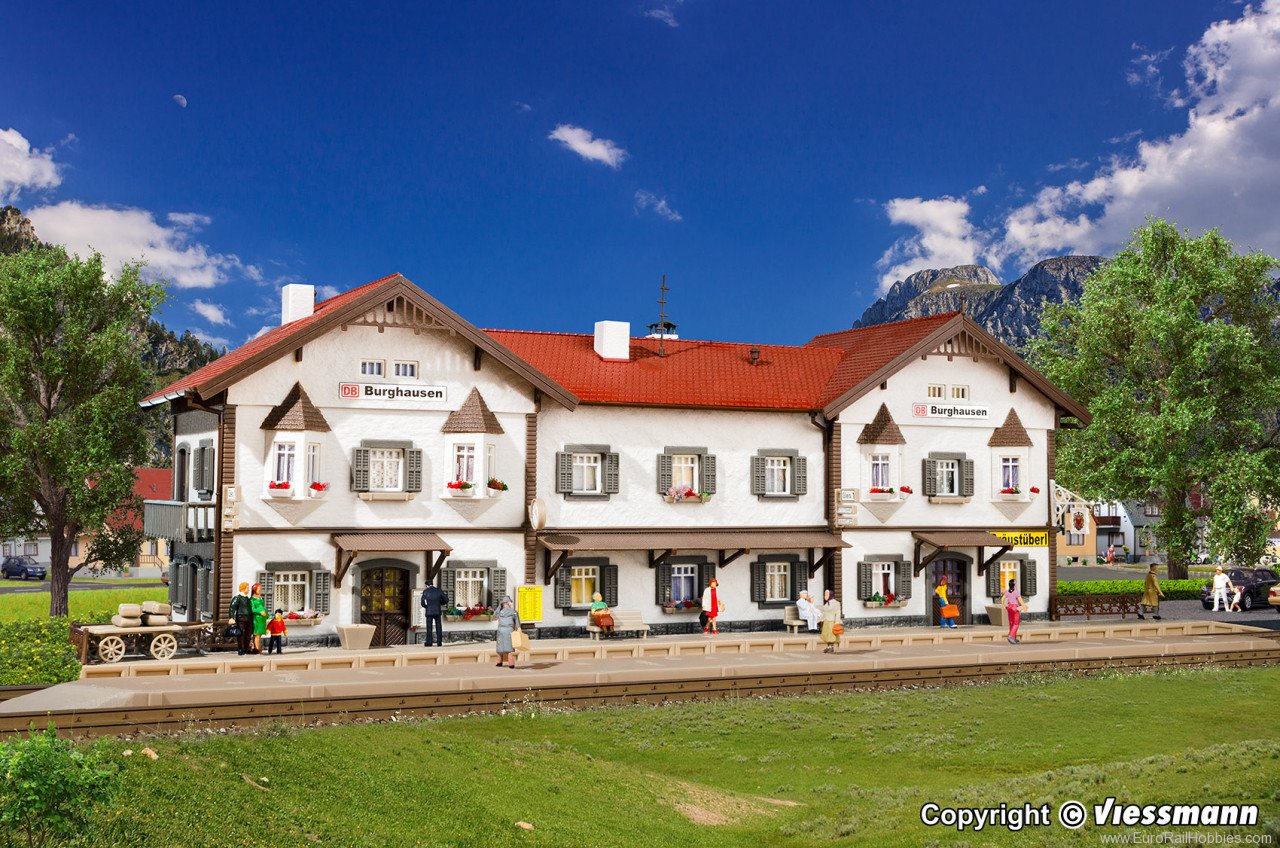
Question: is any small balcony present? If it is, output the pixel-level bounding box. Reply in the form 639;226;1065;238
143;500;216;543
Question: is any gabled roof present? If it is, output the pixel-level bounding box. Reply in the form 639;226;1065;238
857;403;906;444
442;387;504;434
486;331;845;410
141;274;578;410
988;408;1033;447
261;382;331;432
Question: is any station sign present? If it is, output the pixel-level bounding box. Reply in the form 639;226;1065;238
991;530;1049;547
338;383;447;404
912;402;989;419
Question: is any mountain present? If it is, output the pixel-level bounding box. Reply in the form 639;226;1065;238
0;206;222;463
853;255;1107;349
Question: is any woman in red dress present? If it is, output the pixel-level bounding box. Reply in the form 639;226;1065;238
700;577;724;635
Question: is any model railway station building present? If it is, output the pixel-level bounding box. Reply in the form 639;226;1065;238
141;274;1089;646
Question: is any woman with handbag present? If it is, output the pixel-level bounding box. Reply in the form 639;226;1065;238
494;595;521;669
700;577;724;635
935;575;958;629
589;592;615;637
1003;578;1028;644
249;582;269;653
819;589;842;653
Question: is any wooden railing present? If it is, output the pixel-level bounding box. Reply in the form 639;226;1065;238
1050;593;1142;621
143;501;215;543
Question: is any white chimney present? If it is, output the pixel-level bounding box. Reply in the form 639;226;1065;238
281;284;316;325
593;320;631;361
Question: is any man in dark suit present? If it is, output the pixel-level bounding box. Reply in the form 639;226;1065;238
420;583;447;647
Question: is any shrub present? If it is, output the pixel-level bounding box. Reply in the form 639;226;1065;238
1057;579;1209;600
0;726;117;848
0;619;82;686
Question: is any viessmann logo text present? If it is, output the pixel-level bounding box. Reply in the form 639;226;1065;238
339;383;447;402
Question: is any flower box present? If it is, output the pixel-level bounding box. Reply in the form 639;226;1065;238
866;491;896;502
863;600;908;609
996;492;1025;501
449;489;475;498
444;614;463;622
661;605;701;614
267;487;294;499
487;478;509;497
308;483;329;499
284;616;323;626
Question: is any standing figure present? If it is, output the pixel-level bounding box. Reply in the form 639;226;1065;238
420;582;447;647
700;577;724;635
1210;566;1233;612
227;582;253;656
935;575;958;629
1229;584;1244;613
249;583;268;654
796;590;821;633
819;589;842;653
1139;564;1164;620
494;595;521;669
266;609;287;654
1002;579;1027;644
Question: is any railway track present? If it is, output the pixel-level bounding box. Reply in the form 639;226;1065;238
0;685;48;704
3;644;1277;739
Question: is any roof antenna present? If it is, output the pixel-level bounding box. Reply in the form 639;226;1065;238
648;274;676;357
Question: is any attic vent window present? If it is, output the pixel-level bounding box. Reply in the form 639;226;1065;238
749;346;760;366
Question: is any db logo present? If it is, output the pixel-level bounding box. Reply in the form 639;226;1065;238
912;403;928;417
340;383;361;399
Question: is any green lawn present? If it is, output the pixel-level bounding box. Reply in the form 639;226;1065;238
68;666;1280;847
0;587;169;623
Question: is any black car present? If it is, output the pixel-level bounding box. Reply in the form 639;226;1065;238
0;555;47;581
1201;567;1278;612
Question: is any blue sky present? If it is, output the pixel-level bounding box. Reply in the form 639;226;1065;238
4;1;1278;348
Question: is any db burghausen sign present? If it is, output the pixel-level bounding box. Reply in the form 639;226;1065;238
912;402;989;419
339;383;447;403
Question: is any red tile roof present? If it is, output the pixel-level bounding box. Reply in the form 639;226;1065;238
486;330;846;410
133;468;173;500
142;274;402;404
806;312;960;407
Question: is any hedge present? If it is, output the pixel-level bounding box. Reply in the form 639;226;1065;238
1057;579;1209;600
0;619;82;686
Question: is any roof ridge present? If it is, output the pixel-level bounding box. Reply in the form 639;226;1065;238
808;310;960;343
488;328;844;354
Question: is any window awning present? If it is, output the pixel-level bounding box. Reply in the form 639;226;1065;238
911;530;1012;577
331;532;452;586
536;528;849;585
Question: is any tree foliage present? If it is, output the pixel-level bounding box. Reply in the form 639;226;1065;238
0;727;117;848
1030;220;1280;578
0;246;166;615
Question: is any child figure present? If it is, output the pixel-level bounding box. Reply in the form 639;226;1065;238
1229;585;1244;613
266;609;288;654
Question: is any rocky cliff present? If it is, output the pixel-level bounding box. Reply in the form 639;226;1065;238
853;255;1107;349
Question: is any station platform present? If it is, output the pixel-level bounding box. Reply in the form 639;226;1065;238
1;619;1274;738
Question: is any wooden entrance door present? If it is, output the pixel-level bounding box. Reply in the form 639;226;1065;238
928;558;969;625
360;567;410;646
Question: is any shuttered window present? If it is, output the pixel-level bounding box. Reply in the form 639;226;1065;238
370;449;403;491
923;453;974;498
765;562;789;602
556;446;619;498
454;568;486;608
312;572;332;614
573;454;601;493
857;558;913;601
671;564;697;603
353;441;420;494
555;559;617;611
274;571;309;613
570;566;597;607
254;571;276;614
751;449;808;499
671;455;699;491
750;556;804;607
659;447;717;495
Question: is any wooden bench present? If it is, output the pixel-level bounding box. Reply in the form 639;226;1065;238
1050;594;1142;621
783;605;807;634
586;609;651;640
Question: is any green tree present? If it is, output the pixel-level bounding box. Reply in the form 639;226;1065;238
0;247;166;616
1031;220;1280;579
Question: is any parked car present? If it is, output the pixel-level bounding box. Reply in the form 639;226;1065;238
1202;567;1278;612
0;555;47;581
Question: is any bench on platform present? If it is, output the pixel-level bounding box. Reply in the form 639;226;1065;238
586;609;650;640
783;605;807;634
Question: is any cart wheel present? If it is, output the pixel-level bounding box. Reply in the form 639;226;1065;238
149;633;178;660
97;635;126;664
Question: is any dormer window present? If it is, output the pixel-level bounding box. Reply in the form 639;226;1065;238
260;382;332;501
441;388;505;500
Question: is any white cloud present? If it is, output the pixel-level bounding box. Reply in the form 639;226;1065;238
247;325;273;342
644;3;681;27
996;0;1280;268
875;196;994;293
1107;129;1143;145
548;124;628;168
634;190;682;222
0;128;60;203
1046;158;1090;173
317;285;340;299
173;94;188;108
513;101;532;113
1126;43;1174;93
191;330;229;348
191;299;231;326
27;201;261;289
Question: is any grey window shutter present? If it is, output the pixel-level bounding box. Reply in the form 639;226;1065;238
405;448;423;492
439;567;457;607
175;561;188;610
555;452;573;493
313;572;332;614
602;564;619;606
697;561;717;591
750;560;766;603
790;560;807;601
1021;560;1038;597
168;558;181;606
603;453;620;494
201;448;216;491
857;562;872;600
655;561;673;604
923;459;938;496
256;570;274;614
656;454;673;493
962;459;975;497
554;568;572;608
488;567;508;607
194;563;208;618
987;561;1003;599
750;457;766;495
793;457;808;495
701;454;717;494
202;562;215;620
191;448;205;492
895;561;913;600
352;448;371;492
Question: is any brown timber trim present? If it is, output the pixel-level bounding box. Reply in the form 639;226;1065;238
524;412;537;584
233;526;528;534
826;420;842;603
1048;428;1058;601
215;403;236;620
